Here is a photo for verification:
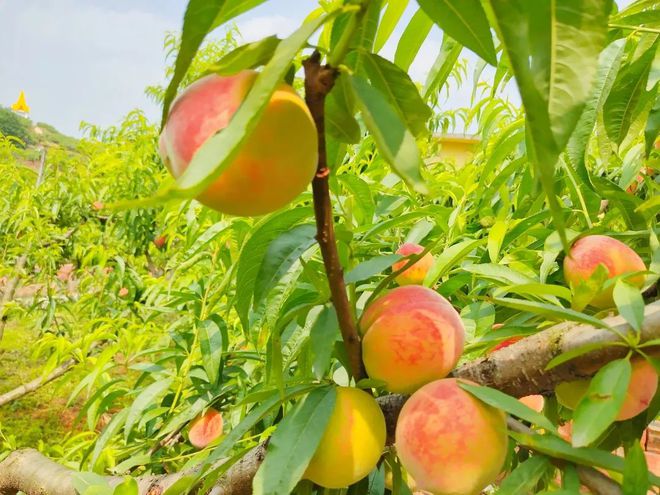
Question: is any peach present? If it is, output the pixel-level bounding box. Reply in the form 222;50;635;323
153;235;167;250
118;287;129;298
361;287;464;393
396;379;508;495
554;358;658;421
519;395;545;413
188;408;223;449
305;387;386;488
563;235;646;309
159;71;318;216
392;243;434;286
92;201;104;211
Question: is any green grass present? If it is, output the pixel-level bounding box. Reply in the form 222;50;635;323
0;322;87;450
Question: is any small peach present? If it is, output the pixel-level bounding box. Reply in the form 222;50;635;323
519;395;545;413
564;235;646;308
392;243;434;286
188;408;223;449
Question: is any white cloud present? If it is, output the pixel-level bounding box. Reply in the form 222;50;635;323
0;0;175;136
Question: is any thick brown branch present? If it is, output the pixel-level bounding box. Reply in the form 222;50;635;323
303;51;365;381
454;300;660;397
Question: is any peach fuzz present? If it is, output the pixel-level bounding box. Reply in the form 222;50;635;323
563;235;646;309
392;243;434;286
188;408;223;449
361;287;464;393
159;71;318;216
555;358;658;421
304;387;386;488
396;379;508;495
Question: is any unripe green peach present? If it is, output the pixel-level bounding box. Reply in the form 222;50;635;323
396;379;508;495
361;286;464;393
305;387;386;488
188;408;223;449
159;71;318;216
563;235;646;309
554;358;658;421
392;243;434;286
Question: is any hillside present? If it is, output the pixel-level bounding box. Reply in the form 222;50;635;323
0;106;78;160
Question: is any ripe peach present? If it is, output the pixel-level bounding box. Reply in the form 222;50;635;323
159;71;318;216
519;395;545;412
92;201;104;211
563;235;646;308
396;379;508;495
305;387;386;488
188;408;223;449
118;287;129;298
153;235;167;250
392;243;434;286
554;358;658;421
361;286;464;393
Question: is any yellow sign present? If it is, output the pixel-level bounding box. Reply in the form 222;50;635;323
11;91;30;113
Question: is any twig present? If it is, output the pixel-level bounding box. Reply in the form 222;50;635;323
303;51;366;381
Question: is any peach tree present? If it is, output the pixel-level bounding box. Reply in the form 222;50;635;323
0;0;659;495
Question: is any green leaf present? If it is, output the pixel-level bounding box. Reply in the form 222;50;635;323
572;358;631;447
208;36;281;75
339;174;375;223
489;0;612;249
199;318;225;385
349;75;428;194
310;306;340;380
496;455;551;495
423;35;462;99
91;408;129;467
545;341;625;370
367;464;386;495
492;297;612;330
613;280;645;333
210;0;269;30
394;9;433;71
362;53;432;137
160;0;227;128
374;0;410;53
253;224;317;309
113;477;138;495
566;39;627;188
235;207;313;329
416;0;496;66
509;431;660;484
326;75;361;144
345;254;402;285
253;387;337;495
124;378;173;443
173;11;335;198
623;441;650;495
604;35;659;145
644;90;660;157
72;473;112;495
487;220;508;263
459;382;558;434
424;239;484;286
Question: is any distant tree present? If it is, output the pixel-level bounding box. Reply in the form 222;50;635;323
0;107;33;147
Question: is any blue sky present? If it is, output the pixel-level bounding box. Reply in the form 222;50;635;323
0;1;631;137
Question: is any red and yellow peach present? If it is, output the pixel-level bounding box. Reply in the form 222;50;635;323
304;387;386;488
188;408;224;449
361;286;464;393
555;357;658;421
392;243;434;286
564;235;646;309
396;379;508;495
159;71;318;216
